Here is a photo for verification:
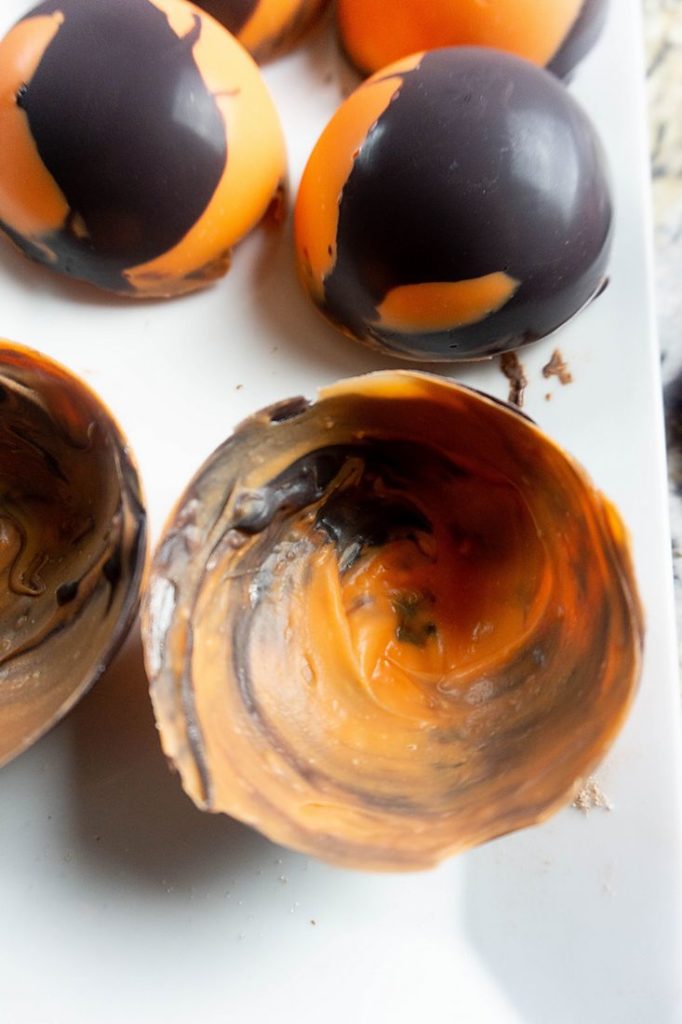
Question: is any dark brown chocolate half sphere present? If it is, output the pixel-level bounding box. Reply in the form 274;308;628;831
0;343;146;766
142;372;642;870
295;48;612;362
0;0;285;297
197;0;329;62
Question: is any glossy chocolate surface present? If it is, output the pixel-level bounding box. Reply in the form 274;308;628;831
200;0;257;34
0;0;286;297
142;372;642;870
296;48;612;361
0;343;146;766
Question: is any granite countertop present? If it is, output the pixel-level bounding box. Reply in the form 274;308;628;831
645;0;682;669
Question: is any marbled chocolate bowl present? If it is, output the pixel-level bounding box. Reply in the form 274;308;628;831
0;342;146;766
142;371;642;870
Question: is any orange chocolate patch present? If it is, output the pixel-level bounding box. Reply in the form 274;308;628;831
374;272;519;334
0;14;69;238
337;0;584;75
294;53;423;299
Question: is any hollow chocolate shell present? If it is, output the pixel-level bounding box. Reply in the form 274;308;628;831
295;47;612;362
0;0;286;298
197;0;329;63
0;343;146;767
142;372;642;871
337;0;608;79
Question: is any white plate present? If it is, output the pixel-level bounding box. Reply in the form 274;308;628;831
1;2;681;1022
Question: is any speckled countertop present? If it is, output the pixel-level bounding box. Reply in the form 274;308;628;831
644;0;682;669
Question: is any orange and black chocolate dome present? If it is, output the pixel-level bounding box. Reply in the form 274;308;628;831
0;0;286;297
295;48;612;361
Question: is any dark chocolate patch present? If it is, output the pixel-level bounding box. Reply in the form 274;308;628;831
56;580;79;605
18;0;227;292
267;396;311;423
102;548;122;592
231;442;437;554
316;489;430;571
195;0;258;35
547;0;609;80
232;448;350;533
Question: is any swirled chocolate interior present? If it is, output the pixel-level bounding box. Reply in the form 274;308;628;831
0;345;146;765
145;372;642;870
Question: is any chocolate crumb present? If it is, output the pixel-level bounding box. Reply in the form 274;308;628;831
572;778;612;813
499;352;527;408
542;349;573;385
545;393;552;401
